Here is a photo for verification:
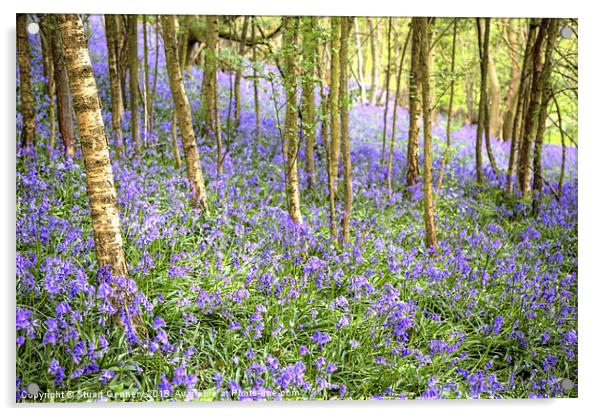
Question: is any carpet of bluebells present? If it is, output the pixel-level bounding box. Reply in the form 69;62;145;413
16;16;577;401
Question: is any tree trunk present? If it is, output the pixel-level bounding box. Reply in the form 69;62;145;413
161;15;210;212
328;17;341;241
40;15;57;155
368;17;380;105
502;19;521;142
128;15;141;155
417;17;440;254
149;16;160;136
143;15;150;145
506;20;536;194
488;54;502;138
104;14;124;159
117;16;129;113
380;18;393;166
353;18;367;105
201;15;222;177
340;17;353;244
406;18;422;188
465;66;477;124
57;14;144;334
532;19;560;217
436;19;457;193
386;24;411;195
17;14;36;154
518;19;549;196
553;94;565;199
282;17;303;224
317;46;330;170
234;16;249;130
50;15;76;157
475;18;488;184
171;112;182;169
301;17;318;190
479;19;499;177
251;17;260;135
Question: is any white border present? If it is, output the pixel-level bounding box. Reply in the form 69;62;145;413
2;1;599;416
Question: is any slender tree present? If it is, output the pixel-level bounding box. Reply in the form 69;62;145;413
436;19;458;193
506;20;536;194
149;15;160;136
234;16;249;130
57;14;144;333
488;54;502;138
143;15;150;145
406;18;422;188
501;18;522;142
301;16;318;190
128;14;141;155
161;15;210;212
251;17;260;135
475;18;488;184
281;17;303;224
17;14;36;154
417;17;440;254
479;19;500;176
367;17;380;106
386;23;411;194
340;17;353;244
532;19;560;216
553;94;566;199
104;14;125;159
328;17;342;240
172;15;192;169
353;18;367;105
117;16;129;113
518;19;549;196
201;15;223;177
40;15;57;155
50;15;76;157
380;18;393;166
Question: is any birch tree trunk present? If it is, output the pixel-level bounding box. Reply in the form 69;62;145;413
57;15;144;334
161;15;210;212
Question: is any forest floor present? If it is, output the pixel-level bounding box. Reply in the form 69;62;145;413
16;17;577;401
